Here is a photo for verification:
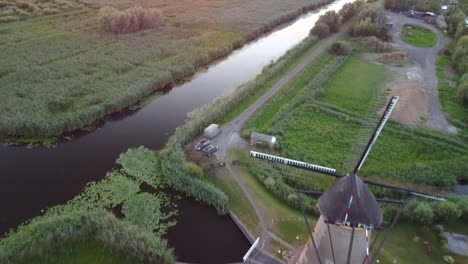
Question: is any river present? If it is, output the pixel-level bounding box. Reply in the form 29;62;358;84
0;0;354;262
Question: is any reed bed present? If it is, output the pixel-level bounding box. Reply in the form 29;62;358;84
0;0;334;140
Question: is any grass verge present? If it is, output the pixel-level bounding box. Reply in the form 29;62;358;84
401;24;437;47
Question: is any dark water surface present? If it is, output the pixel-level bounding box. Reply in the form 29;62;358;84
0;0;353;262
455;180;468;195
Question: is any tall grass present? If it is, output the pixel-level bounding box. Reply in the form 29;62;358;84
0;0;335;140
0;210;175;264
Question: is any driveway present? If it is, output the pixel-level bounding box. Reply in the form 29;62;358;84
385;12;457;133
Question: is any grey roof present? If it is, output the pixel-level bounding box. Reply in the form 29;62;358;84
317;175;383;227
251;132;276;143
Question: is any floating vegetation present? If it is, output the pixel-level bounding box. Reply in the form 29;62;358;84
37;147;176;237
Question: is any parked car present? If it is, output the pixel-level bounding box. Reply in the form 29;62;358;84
202;144;219;156
195;139;210;151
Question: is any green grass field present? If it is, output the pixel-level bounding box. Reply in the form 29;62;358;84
0;0;330;139
401;24;437;47
245;52;468;191
319;55;388;115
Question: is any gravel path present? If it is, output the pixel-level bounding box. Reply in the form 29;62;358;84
211;21;355;263
386;12;457;133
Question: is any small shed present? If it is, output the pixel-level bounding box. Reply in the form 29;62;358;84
204;124;221;139
250;132;276;149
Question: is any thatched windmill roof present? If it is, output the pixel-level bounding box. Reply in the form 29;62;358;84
317;175;383;227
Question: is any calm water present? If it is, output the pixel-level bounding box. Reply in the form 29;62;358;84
0;0;354;262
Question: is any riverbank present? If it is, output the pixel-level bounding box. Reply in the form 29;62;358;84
0;0;335;143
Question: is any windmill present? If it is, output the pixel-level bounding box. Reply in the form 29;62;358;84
249;96;446;264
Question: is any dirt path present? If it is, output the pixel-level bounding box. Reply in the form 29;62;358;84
211;21;356;263
385;12;457;133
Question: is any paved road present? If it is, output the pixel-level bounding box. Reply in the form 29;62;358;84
386;12;457;133
212;21;356;264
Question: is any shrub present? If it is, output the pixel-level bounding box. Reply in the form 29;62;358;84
317;10;341;33
411;202;434;225
329;41;351;55
98;6;164;34
432;201;462;223
310;22;330;38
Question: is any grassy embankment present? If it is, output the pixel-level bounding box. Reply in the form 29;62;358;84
401;24;437;47
0;0;334;143
436;54;468;142
239;49;468;261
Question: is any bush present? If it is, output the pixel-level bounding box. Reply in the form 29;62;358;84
411;202;434;225
433;201;462;223
317;10;341;33
99;6;164;34
310;22;330;38
329;41;351;55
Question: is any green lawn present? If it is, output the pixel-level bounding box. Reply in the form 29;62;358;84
23;240;139;264
378;222;468;264
319;54;388;115
401;24;437;47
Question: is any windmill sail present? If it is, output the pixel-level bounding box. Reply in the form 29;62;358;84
352;96;399;174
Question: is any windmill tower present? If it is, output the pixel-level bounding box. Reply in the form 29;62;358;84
249;96;446;264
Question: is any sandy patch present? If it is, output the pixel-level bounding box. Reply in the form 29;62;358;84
380;80;428;127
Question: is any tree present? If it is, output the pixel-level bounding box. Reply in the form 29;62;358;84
310;22;330;38
351;5;388;38
411;202;434;225
317;10;341;33
339;2;357;22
